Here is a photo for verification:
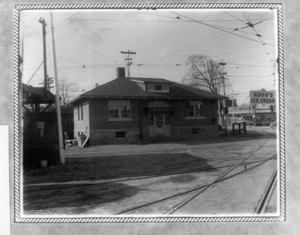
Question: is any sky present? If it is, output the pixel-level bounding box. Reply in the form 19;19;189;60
20;8;277;105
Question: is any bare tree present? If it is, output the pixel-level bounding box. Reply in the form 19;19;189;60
58;79;78;106
182;55;229;95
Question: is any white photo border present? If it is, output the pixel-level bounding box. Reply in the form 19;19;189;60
14;3;285;223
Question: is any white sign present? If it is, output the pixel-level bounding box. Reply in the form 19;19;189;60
250;90;275;104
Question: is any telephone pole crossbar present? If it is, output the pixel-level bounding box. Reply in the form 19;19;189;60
121;50;136;77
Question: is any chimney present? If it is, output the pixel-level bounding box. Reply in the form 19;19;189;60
116;67;126;78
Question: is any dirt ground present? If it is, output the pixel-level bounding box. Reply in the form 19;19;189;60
22;126;278;216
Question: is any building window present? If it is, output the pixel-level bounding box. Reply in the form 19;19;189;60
77;105;84;121
108;100;131;119
116;131;126;138
147;83;169;93
186;101;204;118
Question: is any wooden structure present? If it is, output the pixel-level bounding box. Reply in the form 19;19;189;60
23;84;60;166
232;122;247;135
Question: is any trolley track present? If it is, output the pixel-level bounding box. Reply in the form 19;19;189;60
116;154;276;215
254;169;277;214
24;157;276;194
115;139;276;215
24;138;277;215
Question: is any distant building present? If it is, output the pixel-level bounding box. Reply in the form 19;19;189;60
69;68;227;146
227;88;276;127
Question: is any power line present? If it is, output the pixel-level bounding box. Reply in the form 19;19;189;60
54;12;80;26
227;62;274;68
169;11;274;46
241;13;271;57
57;30;118;61
227;74;274;77
223;12;274;42
212;44;261;59
71;17;273;23
223;12;247;24
73;17;121;55
121;50;136;77
56;55;84;65
26;61;44;85
161;32;227;59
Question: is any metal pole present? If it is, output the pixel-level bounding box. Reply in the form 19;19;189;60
50;12;65;165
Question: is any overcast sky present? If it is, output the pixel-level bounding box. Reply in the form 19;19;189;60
20;9;277;105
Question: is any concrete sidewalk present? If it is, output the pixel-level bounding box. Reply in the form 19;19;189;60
64;127;276;158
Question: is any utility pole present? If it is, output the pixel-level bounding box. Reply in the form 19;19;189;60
121;50;136;77
50;12;65;165
38;17;48;90
219;60;227;128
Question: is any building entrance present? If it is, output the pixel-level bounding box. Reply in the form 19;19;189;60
149;112;171;137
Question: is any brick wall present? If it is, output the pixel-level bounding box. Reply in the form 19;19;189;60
88;99;147;145
78;98;219;145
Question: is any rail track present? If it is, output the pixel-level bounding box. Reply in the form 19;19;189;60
24;138;277;215
254;169;277;214
24;144;276;195
115;139;276;215
116;154;276;215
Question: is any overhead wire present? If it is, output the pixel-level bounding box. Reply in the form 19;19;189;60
57;30;119;61
227;74;274;77
73;16;121;56
71;17;273;23
53;12;81;27
169;11;274;46
243;13;271;58
26;61;44;85
223;12;248;24
227;62;274;68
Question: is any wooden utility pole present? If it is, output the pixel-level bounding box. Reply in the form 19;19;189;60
50;12;65;165
38;17;48;90
121;50;136;77
219;60;227;128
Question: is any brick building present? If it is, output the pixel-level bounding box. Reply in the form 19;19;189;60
69;68;227;146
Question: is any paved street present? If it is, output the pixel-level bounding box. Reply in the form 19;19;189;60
23;126;278;215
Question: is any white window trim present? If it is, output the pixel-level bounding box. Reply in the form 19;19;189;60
108;100;132;120
77;105;84;121
147;83;170;93
185;101;205;119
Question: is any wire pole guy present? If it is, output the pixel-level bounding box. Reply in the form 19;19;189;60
121;50;136;77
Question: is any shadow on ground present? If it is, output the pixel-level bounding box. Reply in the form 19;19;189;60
23;153;213;214
23;181;140;214
24;153;211;184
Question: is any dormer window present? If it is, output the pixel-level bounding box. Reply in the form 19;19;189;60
147;83;169;93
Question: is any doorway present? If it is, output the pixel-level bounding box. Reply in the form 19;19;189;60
149;112;171;137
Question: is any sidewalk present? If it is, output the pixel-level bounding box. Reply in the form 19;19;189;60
64;127;276;158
